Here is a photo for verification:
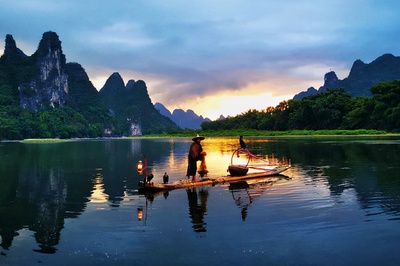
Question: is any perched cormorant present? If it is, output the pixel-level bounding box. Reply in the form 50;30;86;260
146;173;154;184
239;136;246;149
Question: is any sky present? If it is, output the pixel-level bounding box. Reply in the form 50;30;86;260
1;0;400;120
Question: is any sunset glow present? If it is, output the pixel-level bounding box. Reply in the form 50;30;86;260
2;1;400;120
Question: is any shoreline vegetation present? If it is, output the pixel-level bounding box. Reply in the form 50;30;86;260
146;129;397;138
13;129;399;143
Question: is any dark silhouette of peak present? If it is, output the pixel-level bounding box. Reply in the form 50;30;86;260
172;108;185;116
100;72;125;93
154;103;210;129
126;79;136;90
293;87;317;100
133;80;147;91
66;62;90;82
14;30;69;111
341;53;400;96
294;53;400;99
348;59;366;77
99;72;126;113
2;34;27;59
373;53;396;63
366;53;399;76
154;102;172;118
99;73;179;134
322;71;340;90
33;31;65;61
184;109;198;119
65;62;111;126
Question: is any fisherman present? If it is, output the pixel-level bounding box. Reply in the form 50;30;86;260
163;172;169;184
187;134;206;182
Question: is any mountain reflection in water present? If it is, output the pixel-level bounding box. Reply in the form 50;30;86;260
1;137;400;265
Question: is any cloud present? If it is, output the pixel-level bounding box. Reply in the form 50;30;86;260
2;0;400;120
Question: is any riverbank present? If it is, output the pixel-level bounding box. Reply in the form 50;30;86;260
147;129;392;138
10;129;399;143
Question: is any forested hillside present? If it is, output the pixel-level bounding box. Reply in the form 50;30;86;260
99;73;179;135
0;32;179;140
202;81;400;132
1;31;400;140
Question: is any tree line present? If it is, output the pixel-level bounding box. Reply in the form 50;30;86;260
201;80;400;133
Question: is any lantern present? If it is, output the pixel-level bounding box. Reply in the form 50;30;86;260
136;160;143;173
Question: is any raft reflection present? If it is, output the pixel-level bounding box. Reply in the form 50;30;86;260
2;137;400;262
229;177;283;221
139;175;288;232
140;187;209;233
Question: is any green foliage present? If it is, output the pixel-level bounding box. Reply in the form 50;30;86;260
0;96;110;140
369;80;400;131
0;40;121;140
1;35;400;140
202;89;352;131
202;86;400;133
288;88;352;130
341;97;374;129
148;129;388;138
19;85;36;97
65;63;114;127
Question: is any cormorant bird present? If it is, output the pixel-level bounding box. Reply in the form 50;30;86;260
146;173;154;184
239;136;246;149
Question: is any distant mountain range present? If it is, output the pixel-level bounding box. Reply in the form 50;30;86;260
0;31;212;137
294;53;400;99
162;53;400;125
2;31;400;138
154;102;211;129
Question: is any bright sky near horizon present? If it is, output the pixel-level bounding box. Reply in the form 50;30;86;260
1;0;400;120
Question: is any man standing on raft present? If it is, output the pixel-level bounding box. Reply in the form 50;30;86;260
187;134;206;182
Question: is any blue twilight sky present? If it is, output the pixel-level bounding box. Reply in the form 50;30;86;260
1;0;400;120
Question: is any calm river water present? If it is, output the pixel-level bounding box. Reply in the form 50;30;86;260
1;136;400;265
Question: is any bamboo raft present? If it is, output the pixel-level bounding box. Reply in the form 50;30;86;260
139;165;290;192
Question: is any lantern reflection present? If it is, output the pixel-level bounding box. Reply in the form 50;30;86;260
137;207;143;221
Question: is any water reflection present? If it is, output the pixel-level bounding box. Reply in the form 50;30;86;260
136;189;170;228
140;176;288;231
1;137;400;261
140;188;170;203
229;176;284;221
15;167;67;254
90;171;109;203
290;138;400;220
186;188;208;233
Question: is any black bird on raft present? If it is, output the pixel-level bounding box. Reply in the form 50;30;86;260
239;136;246;149
145;173;154;184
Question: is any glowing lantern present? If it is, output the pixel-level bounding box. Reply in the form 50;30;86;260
136;160;143;173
